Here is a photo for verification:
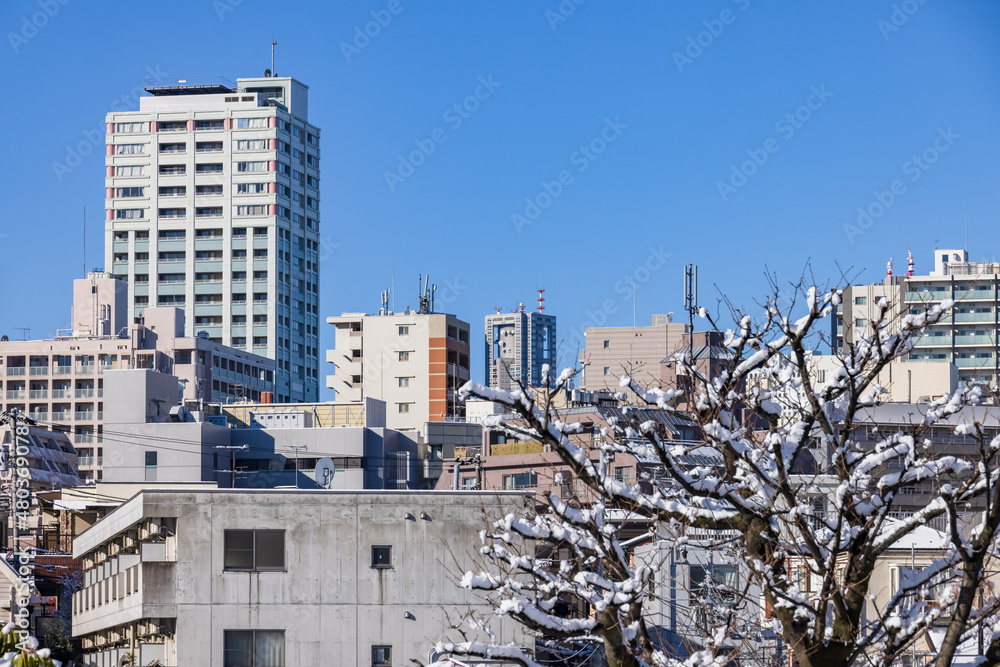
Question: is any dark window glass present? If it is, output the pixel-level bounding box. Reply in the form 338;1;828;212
372;545;392;569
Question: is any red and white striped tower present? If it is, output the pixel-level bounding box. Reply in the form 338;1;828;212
537;288;546;313
886;256;893;277
907;248;914;277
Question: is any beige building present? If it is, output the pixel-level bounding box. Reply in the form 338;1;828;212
0;272;273;482
578;317;688;392
326;311;470;435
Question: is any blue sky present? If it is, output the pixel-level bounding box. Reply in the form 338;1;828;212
2;0;998;396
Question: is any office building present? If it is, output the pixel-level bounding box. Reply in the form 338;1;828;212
104;74;321;403
71;489;532;666
485;306;557;391
578;316;688;392
0;272;274;482
326;304;471;434
835;248;1000;388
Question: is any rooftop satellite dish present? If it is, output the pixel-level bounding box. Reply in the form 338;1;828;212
314;457;335;489
264;68;272;78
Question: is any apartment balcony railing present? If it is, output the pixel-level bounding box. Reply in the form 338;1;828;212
955;334;997;346
73;412;95;421
906;290;951;302
6;368;25;376
53;367;72;375
29;412;48;422
954;357;996;368
29;367;48;376
77;456;94;466
75;389;95;398
74;366;94;375
51;389;71;398
5;391;25;400
28;390;48;399
953;313;995;323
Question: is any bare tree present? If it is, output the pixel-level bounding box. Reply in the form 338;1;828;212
427;278;1000;667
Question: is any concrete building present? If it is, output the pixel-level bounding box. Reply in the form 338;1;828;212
578;316;688;392
104;74;321;403
0;273;273;482
485;308;557;391
71;489;532;666
326;309;471;434
834;248;1000;389
99;368;429;491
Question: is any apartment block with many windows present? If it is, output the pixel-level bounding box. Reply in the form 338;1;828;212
835;248;1000;388
484;309;556;390
104;75;321;403
326;311;471;435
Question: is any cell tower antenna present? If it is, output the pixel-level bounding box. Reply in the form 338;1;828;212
536;288;545;313
271;40;277;77
886;255;893;277
907;247;914;277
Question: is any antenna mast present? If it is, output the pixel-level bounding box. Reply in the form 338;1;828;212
536;288;545;313
684;264;698;365
271;40;277;76
83;206;86;277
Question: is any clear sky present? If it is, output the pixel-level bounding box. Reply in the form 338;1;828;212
1;0;998;397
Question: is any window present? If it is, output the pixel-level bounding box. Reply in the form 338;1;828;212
158;208;185;219
371;545;392;569
224;529;284;571
398;326;409;335
196;163;224;174
238;161;269;172
253;271;268;281
115;208;144;220
196;119;224;130
197;142;224;152
603;340;610;348
159;273;184;282
136;230;149;239
159;186;185;197
115;122;145;133
159;121;186;132
397;403;411;413
159;164;185;175
158;294;185;304
398;377;409;388
196;228;222;237
197;207;223;217
159;142;185;153
232;271;247;281
233;228;248;237
237;139;269;151
236;117;268;129
116;187;144;198
502;472;538;490
197;185;223;195
145;451;157;481
158;230;185;239
115;165;144;176
854;318;867;328
371;645;391;667
854;296;867;305
116;143;145;155
233;293;247;303
224;630;285;667
614;466;632;484
158;251;186;261
603;367;610;375
237;182;267;195
253;336;267;346
233;249;247;258
237;205;268;216
690;564;738;604
398;351;410;362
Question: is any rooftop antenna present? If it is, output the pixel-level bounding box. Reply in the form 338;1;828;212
495;307;502;314
83;206;86;277
965;208;968;255
907;247;914;277
392;267;395;314
271;40;277;77
683;264;698;364
14;328;29;341
536;288;545;313
886;255;893;277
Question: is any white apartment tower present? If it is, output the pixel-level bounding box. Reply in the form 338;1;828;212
104;75;321;403
836;248;1000;388
485;309;557;390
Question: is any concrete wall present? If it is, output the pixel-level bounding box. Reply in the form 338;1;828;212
72;490;533;666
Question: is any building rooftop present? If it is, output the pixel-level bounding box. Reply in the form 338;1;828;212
143;76;236;96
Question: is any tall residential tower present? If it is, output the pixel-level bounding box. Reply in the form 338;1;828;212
485;306;557;390
104;75;321;402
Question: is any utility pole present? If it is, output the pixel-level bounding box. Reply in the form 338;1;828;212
214;445;247;489
289;445;306;489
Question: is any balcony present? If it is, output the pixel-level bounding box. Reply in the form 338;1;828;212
954;357;996;368
5;368;25;376
51;389;71;398
5;390;25;400
953;313;994;323
29;367;48;376
74;366;94;375
74;412;96;421
906;290;950;302
77;456;94;467
29;412;48;422
53;366;72;375
28;390;48;399
955;334;996;346
75;389;95;398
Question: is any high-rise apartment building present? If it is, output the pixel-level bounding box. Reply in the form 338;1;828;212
104;75;321;403
485;308;557;390
326;310;471;434
835;248;1000;387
